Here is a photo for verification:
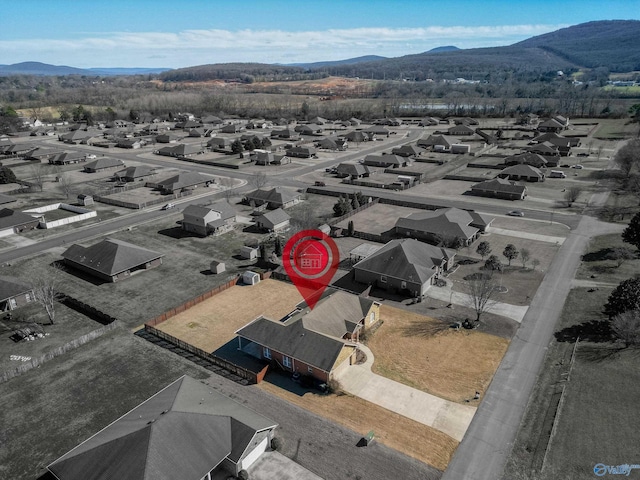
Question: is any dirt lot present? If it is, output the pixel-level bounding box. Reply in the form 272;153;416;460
259;380;458;471
367;305;509;404
157;279;303;352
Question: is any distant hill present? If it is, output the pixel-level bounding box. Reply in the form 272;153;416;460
159;62;312;82
514;20;640;72
427;46;460;53
318;20;640;80
0;61;90;76
288;55;387;69
88;67;171;75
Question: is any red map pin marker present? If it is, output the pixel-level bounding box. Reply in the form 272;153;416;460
282;229;340;310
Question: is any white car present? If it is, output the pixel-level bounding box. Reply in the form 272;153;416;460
572;164;584;169
507;210;525;217
86;154;97;159
161;203;175;210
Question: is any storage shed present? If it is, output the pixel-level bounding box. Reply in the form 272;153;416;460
242;271;260;286
240;246;259;260
210;260;226;274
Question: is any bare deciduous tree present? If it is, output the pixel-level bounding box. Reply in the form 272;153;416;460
531;258;541;271
30;164;46;192
55;168;74;199
564;186;583;207
26;263;65;325
465;274;500;322
251;172;268;190
520;248;531;268
219;177;235;203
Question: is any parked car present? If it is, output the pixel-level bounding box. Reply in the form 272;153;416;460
86;154;97;159
161;203;175;210
577;153;589;157
572;164;584;169
314;181;326;187
507;210;525;217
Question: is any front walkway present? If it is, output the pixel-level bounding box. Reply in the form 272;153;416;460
337;344;476;442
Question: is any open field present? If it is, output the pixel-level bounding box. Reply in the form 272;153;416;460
592;118;639;139
156;279;303;352
576;233;640;283
258;379;458;472
335;202;422;234
504;232;640;479
368;305;509;404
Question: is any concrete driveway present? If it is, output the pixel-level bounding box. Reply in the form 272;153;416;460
247;451;324;480
337;344;476;441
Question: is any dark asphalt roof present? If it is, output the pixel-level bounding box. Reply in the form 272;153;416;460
354;238;454;284
62;238;163;276
0;275;31;301
84;157;124;170
0;208;38;230
472;178;527;194
48;376;276;480
395;208;479;240
237;316;348;372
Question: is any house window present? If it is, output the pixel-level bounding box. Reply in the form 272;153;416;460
25;293;31;302
282;356;292;369
308;366;313;374
401;281;407;289
369;312;375;324
9;298;16;309
263;347;271;359
380;275;387;283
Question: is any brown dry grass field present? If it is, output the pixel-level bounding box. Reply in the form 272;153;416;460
368;305;510;404
156;279;303;352
258;381;458;471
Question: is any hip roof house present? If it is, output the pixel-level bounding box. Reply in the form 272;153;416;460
62;238;164;283
47;375;278;480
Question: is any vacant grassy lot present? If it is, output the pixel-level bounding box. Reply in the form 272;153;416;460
334;202;421;234
576;233;640;283
258;380;458;472
593;118;639;139
367;305;509;404
504;233;640;479
157;279;303;352
0;328;208;480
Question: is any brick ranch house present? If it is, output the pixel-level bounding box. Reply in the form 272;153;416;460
236;290;381;383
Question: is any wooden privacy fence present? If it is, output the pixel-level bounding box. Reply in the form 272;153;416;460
146;277;240;327
144;325;267;384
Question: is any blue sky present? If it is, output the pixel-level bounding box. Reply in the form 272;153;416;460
1;0;638;68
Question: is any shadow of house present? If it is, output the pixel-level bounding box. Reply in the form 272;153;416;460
46;376;278;480
394;207;493;247
353;238;455;298
61;238;164;283
236;290;380;383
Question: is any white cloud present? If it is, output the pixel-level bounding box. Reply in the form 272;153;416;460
0;24;567;67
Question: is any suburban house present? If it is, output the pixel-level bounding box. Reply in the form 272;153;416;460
201;115;224;125
362;154;406;168
113;166;155;183
447;125;475;136
526;141;560;157
220;124;243;134
252;151;291;166
353;238;455;298
47;375;278;480
182;201;237;236
308;116;329;125
153;172;214;194
156;143;204;158
374;118;402;126
0;209;40;236
294;124;324;135
342;131;368;143
83;157;125;173
0;276;35;312
254;208;290;232
315;137;347;151
116;138;144;149
538;117;568;132
391;145;422;157
470;178;528;200
362;126;390;138
335;162;371;179
504;152;548;168
417;134;454;152
236;290;380;382
498;164;546;182
418;117;439;126
285;145;316;158
207;137;237;152
270;128;299;140
531;132;578;156
59;129;95;144
394;207;493;247
24;147;65;162
155;133;181;143
244;187;301;209
62;238;164;283
48;151;87;165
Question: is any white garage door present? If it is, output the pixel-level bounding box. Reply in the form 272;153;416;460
241;436;269;471
0;228;14;238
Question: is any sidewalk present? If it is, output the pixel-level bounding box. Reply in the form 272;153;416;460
337;344;476;442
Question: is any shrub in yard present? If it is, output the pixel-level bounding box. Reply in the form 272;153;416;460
604;277;640;317
271;437;284;451
237;470;249;480
0;166;17;184
483;255;503;273
327;378;344;395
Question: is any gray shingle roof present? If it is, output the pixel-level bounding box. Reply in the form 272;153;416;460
256;208;290;227
500;164;544;178
62;238;163;276
0;209;38;230
471;178;527;195
157;172;211;191
0;276;32;302
48;376;277;480
354;239;454;284
246;187;299;206
395;208;480;240
84;157;124;170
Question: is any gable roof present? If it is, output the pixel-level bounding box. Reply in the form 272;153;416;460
246;187;299;206
417;134;453;148
256;208;290;227
84;157;124;170
471;178;527;195
363;154;404;166
236;316;348;372
115;166;155;179
0;276;32;301
354;239;454;284
62;238;163;276
156;172;211;191
48;376;277;480
395;207;485;240
500;164;544;178
336;162;371;177
0;209;38;230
